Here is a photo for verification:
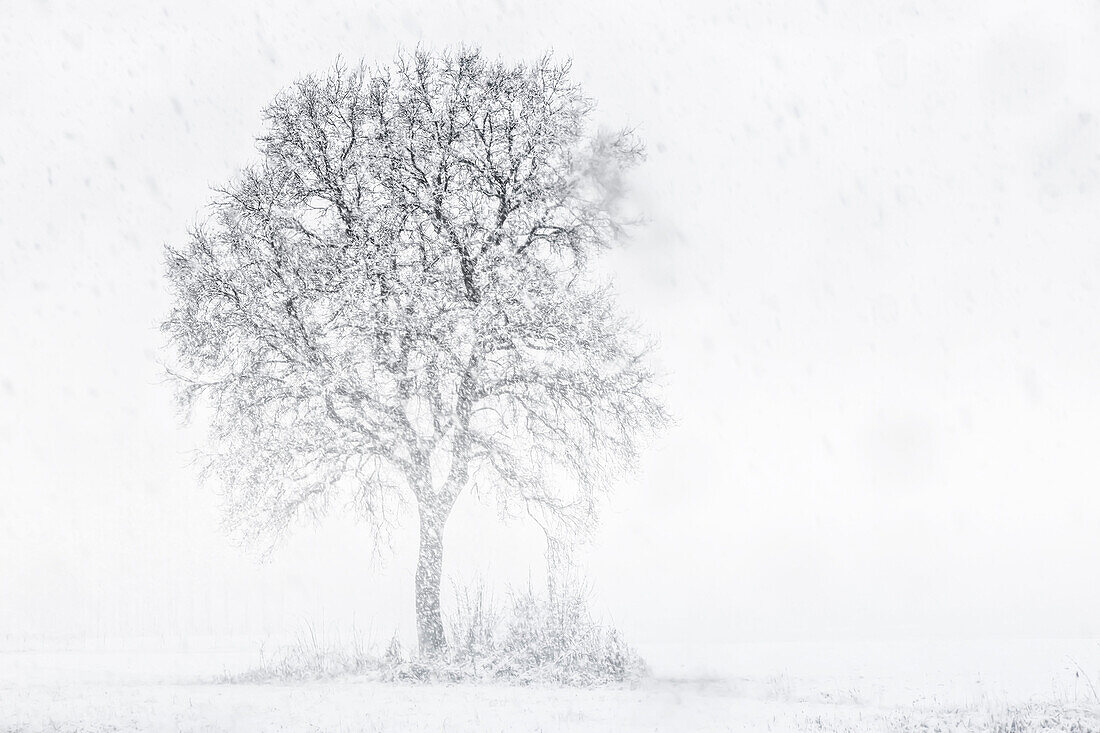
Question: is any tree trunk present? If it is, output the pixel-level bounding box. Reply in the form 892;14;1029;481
415;502;447;657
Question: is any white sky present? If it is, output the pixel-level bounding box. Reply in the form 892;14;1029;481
2;0;1100;648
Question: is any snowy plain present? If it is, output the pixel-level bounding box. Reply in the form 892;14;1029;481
3;638;1100;731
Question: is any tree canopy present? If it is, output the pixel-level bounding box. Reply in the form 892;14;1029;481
163;49;665;653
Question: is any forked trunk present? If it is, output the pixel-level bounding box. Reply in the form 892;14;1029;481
415;502;447;657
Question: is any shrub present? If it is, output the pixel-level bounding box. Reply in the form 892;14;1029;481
444;579;647;685
223;623;378;683
226;580;647;687
447;582;501;677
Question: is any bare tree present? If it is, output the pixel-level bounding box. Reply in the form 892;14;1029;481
163;49;666;657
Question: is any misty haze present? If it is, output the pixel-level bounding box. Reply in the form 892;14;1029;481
2;1;1100;731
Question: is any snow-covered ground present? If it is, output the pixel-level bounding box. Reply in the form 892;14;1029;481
3;639;1098;731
